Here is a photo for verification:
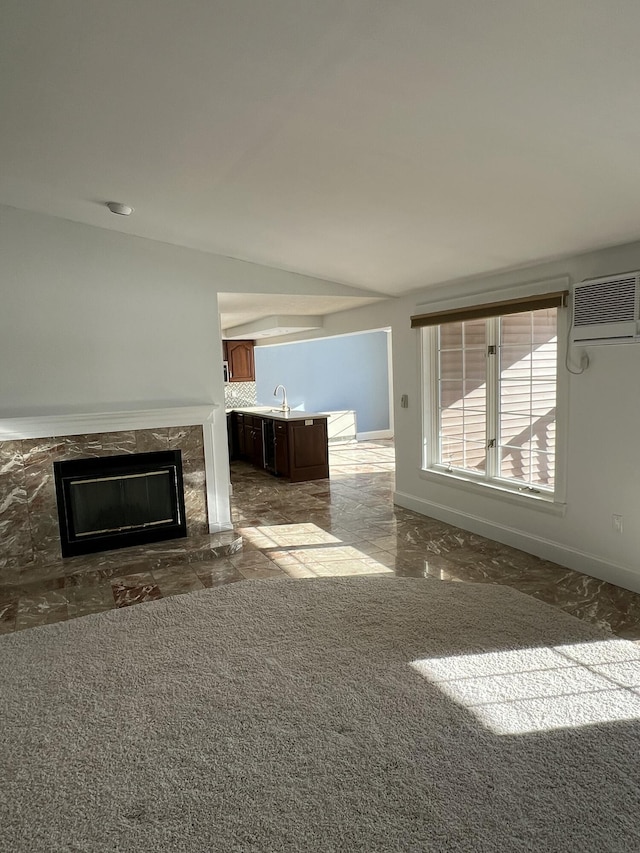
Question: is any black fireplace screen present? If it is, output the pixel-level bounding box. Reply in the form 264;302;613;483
54;450;187;557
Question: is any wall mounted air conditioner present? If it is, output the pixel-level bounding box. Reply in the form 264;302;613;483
572;272;640;346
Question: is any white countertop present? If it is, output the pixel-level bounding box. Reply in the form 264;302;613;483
226;406;328;422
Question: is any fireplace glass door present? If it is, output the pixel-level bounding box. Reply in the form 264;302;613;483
54;450;187;557
69;470;174;537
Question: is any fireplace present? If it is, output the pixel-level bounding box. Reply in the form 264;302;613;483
54;450;187;557
0;406;230;572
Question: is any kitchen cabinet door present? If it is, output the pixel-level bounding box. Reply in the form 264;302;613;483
250;418;264;468
234;414;247;458
274;422;290;476
288;419;329;482
226;340;255;382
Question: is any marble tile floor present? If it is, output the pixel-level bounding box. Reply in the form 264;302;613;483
2;439;640;639
229;440;640;641
0;531;243;634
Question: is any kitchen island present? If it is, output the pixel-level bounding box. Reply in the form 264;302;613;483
228;408;329;482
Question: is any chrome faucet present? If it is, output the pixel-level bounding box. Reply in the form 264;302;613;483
273;384;290;412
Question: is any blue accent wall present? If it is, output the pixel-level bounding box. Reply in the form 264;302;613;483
254;331;390;433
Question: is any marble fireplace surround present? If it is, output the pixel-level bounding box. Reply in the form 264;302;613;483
0;405;231;572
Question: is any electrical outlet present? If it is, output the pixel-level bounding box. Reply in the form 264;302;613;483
400;394;409;408
612;514;623;533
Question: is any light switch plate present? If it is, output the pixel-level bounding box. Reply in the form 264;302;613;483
400;394;409;408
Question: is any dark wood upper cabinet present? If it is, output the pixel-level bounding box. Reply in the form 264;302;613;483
225;340;255;382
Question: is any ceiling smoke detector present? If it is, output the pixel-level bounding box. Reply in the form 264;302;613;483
106;201;134;216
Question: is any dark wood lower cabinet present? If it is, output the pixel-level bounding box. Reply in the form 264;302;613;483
235;413;246;459
249;422;264;469
274;422;289;477
231;413;328;482
286;420;329;482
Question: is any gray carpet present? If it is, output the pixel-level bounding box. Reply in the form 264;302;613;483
2;577;640;852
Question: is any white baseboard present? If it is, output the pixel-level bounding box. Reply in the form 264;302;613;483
393;489;640;596
357;429;393;441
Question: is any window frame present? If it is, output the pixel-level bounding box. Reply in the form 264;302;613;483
420;303;568;512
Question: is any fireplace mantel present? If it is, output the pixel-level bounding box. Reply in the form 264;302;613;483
0;405;231;535
0;405;218;441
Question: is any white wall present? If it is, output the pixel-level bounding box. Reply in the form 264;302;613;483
0;206;225;414
305;244;640;593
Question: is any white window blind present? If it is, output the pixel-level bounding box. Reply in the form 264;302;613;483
430;307;558;495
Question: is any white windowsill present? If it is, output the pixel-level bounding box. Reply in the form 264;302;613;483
418;467;567;517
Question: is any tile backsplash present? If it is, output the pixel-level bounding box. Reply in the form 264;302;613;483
224;382;257;409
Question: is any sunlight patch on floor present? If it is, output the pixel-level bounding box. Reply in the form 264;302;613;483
326;467;394;481
238;523;393;578
411;640;640;734
239;524;341;548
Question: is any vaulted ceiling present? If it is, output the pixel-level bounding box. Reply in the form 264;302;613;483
3;0;640;301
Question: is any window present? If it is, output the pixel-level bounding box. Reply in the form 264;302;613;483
425;307;558;497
